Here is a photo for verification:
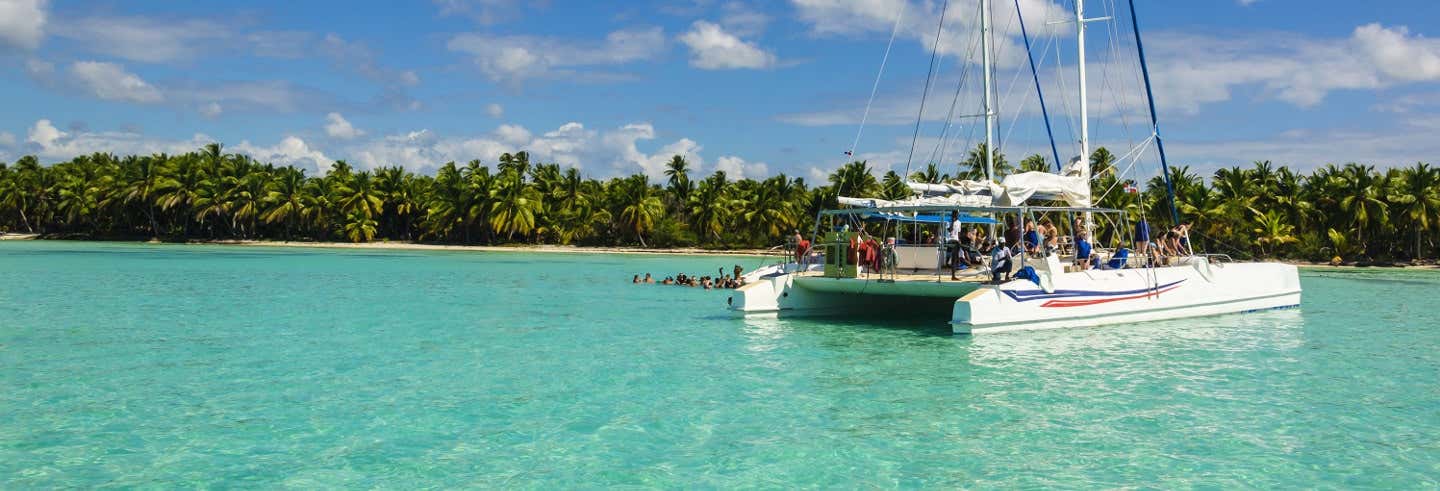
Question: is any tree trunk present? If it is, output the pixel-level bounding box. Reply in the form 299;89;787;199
18;207;32;233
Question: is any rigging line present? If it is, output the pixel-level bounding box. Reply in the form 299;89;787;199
1014;0;1063;171
903;0;952;181
927;1;985;174
1049;18;1079;156
849;2;908;158
1104;0;1137;150
1093;134;1155;203
1097;0;1136;150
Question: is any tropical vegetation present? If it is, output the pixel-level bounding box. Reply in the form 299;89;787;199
1;143;1437;263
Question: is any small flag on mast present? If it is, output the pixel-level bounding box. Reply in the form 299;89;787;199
1124;183;1139;194
843;150;853;156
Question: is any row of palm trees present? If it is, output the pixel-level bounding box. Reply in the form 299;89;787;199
1;142;1437;262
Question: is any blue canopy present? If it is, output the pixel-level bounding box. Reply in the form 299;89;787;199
860;212;996;225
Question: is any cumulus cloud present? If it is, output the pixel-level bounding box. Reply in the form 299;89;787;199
27;119;64;147
21;119;217;161
678;21;777;70
68;61;163;103
346;121;712;179
447;27;665;84
715;155;769;179
0;0;46;51
486;103;504;118
324;112;365;139
232;136;332;174
1352;23;1440;82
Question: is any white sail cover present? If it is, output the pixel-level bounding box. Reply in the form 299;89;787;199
999;172;1091;207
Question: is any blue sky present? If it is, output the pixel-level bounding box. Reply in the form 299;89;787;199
3;0;1440;183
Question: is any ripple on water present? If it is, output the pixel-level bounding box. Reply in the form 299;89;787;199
0;241;1437;487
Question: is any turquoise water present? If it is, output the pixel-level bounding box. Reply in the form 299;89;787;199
1;241;1437;488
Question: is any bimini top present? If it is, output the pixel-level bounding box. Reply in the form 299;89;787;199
858;212;998;225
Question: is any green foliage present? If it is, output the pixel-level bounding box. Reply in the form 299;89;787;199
0;143;1436;262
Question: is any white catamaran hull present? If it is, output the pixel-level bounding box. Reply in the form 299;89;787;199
953;260;1300;334
729;257;1301;334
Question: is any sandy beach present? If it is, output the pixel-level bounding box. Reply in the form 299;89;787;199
185;239;777;258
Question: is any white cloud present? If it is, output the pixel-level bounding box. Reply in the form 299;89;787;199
199;102;223;118
0;0;46;51
55;16;227;63
678;21;777;70
0;131;15;147
233;136;332;174
1353;23;1440;82
485;103;504;118
715;155;769;179
27;119;64;147
347;121;715;179
23;119;218;161
447;27;665;84
68;61;163;103
1166;116;1440;173
791;0;1066;69
324;112;365;139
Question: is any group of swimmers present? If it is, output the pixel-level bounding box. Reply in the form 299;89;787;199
632;265;747;290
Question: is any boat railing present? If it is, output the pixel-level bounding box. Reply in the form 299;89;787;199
1197;253;1234;263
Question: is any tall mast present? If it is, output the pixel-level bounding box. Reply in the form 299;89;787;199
1076;0;1090;181
980;0;996;182
1128;0;1180;226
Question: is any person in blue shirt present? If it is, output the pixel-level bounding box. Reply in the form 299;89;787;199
1134;218;1151;256
1023;222;1042;255
1075;229;1095;270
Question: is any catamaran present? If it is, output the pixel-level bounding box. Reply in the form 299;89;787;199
728;0;1301;334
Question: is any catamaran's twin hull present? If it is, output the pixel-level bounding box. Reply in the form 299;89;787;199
729;260;1302;334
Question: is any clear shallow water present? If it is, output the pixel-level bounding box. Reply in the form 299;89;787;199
1;241;1437;488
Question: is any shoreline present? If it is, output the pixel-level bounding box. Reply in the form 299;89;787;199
2;234;1437;269
0;235;775;258
200;240;777;257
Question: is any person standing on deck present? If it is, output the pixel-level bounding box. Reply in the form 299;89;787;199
1134;218;1151;259
946;211;965;280
1005;220;1022;248
1075;230;1095;270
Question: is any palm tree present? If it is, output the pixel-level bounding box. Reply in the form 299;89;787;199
617;175;663;246
961;143;1010;180
1018;154;1050;173
829;160;879;197
262;167;312;240
1337;163;1387;256
343;208;378;243
488;167;543;241
909;162;944;184
1389;162;1440;259
1251;208;1297;257
664;155;693;209
117;154;175;237
689;172;731;242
